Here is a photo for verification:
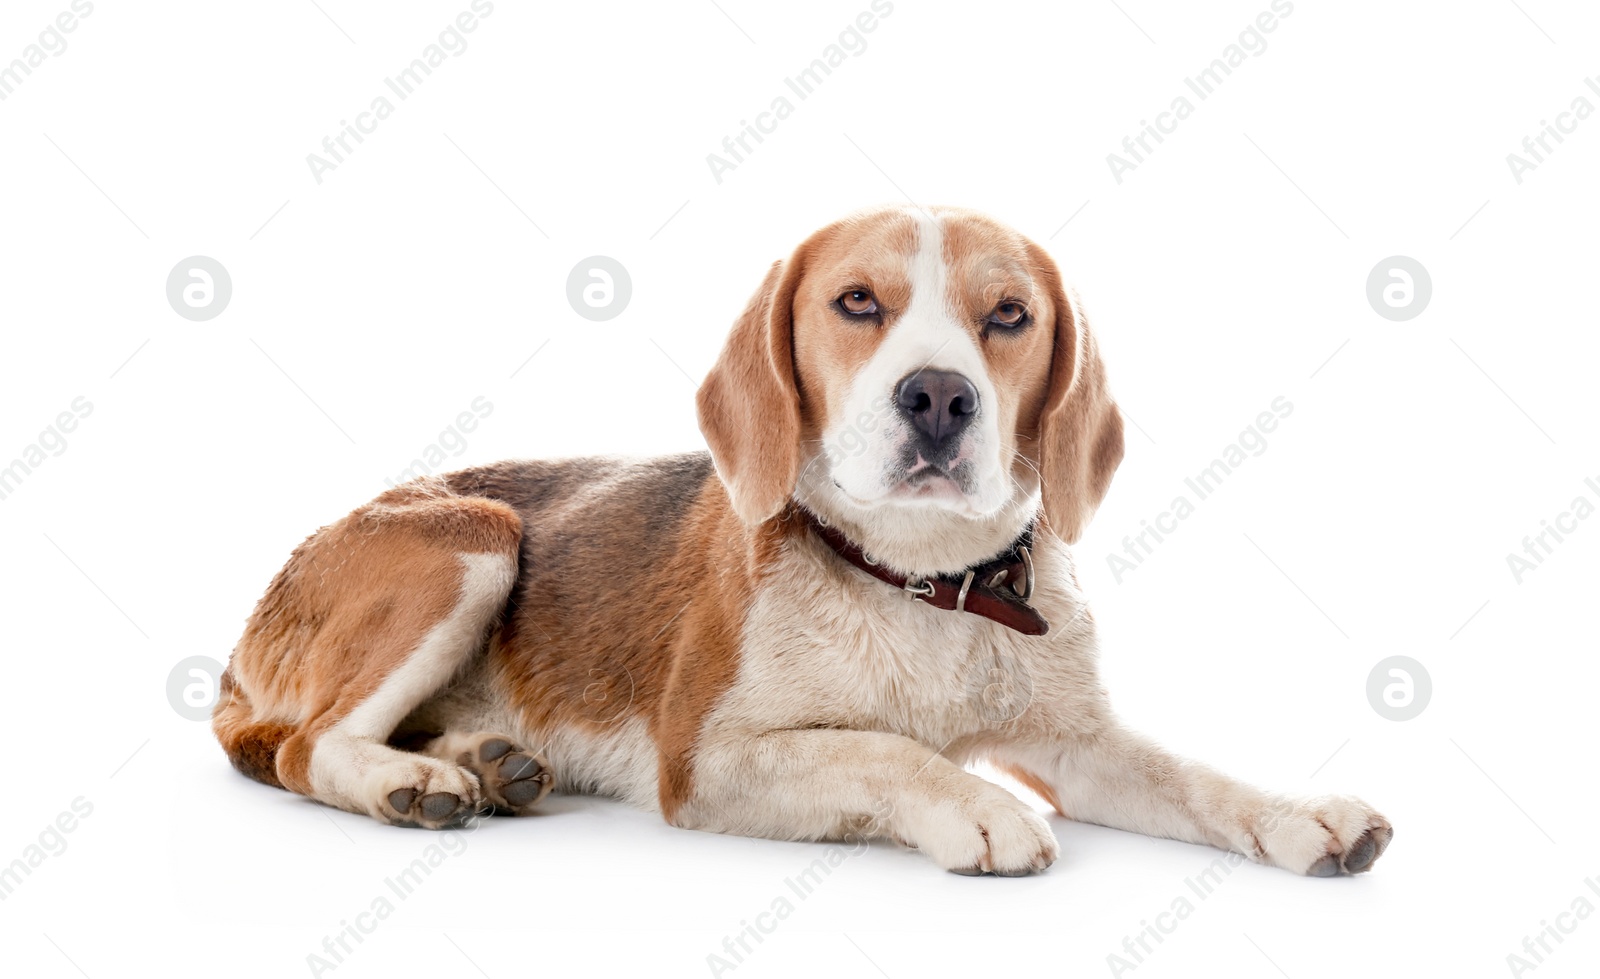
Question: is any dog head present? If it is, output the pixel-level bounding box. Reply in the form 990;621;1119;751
697;206;1123;563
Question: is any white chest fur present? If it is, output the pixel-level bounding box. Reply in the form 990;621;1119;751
705;534;1107;751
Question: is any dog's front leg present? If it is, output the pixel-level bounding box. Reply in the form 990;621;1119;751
1003;724;1392;876
671;730;1059;875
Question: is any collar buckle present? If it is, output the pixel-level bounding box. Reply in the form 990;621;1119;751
903;577;936;601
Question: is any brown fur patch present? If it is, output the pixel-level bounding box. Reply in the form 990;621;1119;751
790;209;921;449
230;723;296;787
451;455;792;820
1026;239;1125;542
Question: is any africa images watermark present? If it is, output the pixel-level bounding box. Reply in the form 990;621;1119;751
1505;75;1600;184
1106;0;1295;184
0;396;93;504
1105;850;1243;975
1106;396;1293;583
821;393;894;469
305;814;479;976
306;1;496;184
1105;799;1300;976
0;0;94;103
384;396;494;488
704;799;891;976
1504;875;1600;976
705;0;895;184
0;796;94;903
1504;474;1599;584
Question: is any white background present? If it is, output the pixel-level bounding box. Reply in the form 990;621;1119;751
2;1;1597;976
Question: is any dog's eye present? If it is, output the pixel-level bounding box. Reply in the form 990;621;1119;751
837;290;878;316
988;301;1029;329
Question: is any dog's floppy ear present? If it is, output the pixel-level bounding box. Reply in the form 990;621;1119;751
697;257;804;525
1030;243;1125;544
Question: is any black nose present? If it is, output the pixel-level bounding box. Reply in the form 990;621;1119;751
895;369;979;450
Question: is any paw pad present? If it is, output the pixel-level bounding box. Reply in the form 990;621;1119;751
462;735;551;813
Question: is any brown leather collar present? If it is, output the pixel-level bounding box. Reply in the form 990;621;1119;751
799;508;1049;636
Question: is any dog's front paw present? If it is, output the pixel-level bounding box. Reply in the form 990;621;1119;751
1253;795;1393;876
374;759;485;829
907;789;1059;876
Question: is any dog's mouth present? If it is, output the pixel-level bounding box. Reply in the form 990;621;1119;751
887;474;967;503
902;464;958;487
884;454;973;504
825;442;993;513
832;466;969;507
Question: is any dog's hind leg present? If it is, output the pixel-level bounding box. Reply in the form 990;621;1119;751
215;482;525;829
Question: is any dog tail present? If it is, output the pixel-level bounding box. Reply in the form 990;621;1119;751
212;665;292;790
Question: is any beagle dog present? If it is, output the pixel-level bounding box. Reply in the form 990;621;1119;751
214;205;1392;877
